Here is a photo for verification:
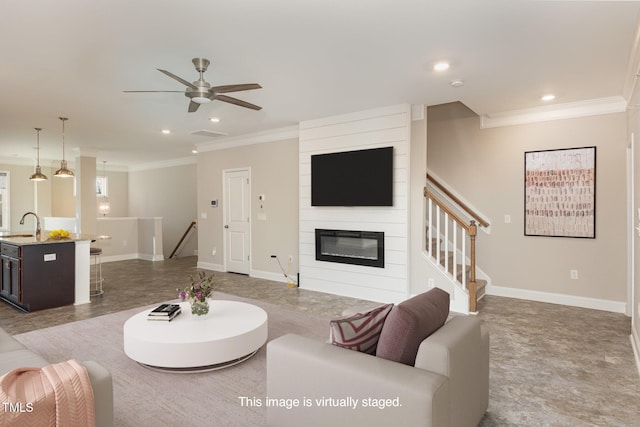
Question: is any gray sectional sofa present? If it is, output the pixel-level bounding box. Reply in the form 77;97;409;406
266;288;490;427
0;326;113;427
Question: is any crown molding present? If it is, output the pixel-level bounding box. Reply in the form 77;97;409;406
479;96;627;129
623;12;640;104
72;147;98;158
128;156;197;172
196;125;299;153
0;156;36;167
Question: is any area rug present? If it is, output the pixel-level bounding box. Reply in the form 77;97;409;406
14;292;332;427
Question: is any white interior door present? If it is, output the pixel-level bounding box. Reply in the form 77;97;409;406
224;169;250;274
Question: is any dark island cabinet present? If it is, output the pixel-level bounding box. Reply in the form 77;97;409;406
0;242;75;312
1;244;20;305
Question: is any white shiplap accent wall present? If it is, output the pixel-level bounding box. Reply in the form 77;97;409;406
299;104;411;303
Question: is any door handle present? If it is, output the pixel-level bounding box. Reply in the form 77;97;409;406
224;225;229;229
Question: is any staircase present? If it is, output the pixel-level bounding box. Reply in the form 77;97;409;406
424;174;489;312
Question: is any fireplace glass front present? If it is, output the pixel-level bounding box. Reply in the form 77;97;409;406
315;229;384;268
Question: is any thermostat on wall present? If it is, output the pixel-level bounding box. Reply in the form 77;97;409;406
211;200;218;207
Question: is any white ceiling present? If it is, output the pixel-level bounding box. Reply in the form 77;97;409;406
1;0;639;167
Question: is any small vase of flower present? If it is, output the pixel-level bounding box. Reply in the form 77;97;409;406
177;271;215;316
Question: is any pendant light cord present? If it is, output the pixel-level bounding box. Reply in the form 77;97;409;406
35;127;42;166
59;117;68;161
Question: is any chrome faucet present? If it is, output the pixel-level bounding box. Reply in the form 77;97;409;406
19;211;41;239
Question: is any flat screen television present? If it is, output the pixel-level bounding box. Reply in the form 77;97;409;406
311;146;393;206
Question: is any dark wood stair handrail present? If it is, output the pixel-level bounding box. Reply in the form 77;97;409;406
426;173;490;228
170;220;197;259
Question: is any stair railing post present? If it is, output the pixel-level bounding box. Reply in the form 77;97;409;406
468;220;478;312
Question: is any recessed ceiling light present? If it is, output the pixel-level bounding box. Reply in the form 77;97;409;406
161;129;171;134
450;80;465;88
433;62;450;72
541;94;555;102
209;117;220;123
191;149;198;154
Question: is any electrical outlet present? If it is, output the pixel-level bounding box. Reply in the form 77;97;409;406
428;278;435;287
570;270;578;280
504;214;511;224
288;255;293;263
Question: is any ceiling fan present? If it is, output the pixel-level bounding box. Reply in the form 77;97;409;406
124;58;262;113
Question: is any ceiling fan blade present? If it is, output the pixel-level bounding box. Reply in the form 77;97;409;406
123;90;185;93
215;94;262;110
188;101;200;113
211;83;262;93
157;69;198;90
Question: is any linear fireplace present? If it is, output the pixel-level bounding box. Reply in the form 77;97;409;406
315;229;384;268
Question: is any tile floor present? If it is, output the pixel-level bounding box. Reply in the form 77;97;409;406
1;256;638;425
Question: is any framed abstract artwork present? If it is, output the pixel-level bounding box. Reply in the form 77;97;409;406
524;146;596;238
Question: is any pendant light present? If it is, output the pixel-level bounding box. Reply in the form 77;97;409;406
98;160;111;216
54;117;74;178
29;127;48;181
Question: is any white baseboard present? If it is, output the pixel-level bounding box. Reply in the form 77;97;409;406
250;268;293;284
632;328;640;379
196;261;226;272
194;262;295;285
139;253;164;262
101;253;164;263
486;284;627;314
101;253;139;263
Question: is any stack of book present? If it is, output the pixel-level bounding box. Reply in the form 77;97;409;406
147;303;181;321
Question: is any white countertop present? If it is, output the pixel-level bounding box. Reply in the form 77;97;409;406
0;231;95;245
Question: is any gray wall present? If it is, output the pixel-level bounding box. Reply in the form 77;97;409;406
128;162;198;259
99;169;129;218
196;139;299;279
427;104;628;307
0;163;51;232
1;162;130;230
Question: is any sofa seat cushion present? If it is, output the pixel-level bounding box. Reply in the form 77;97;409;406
330;303;394;355
376;288;450;365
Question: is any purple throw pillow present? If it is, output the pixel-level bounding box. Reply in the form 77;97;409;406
330;303;394;355
376;288;450;365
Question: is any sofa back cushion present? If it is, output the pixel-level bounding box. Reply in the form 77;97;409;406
376;288;450;365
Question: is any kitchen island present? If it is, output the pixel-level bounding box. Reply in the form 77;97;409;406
0;232;92;312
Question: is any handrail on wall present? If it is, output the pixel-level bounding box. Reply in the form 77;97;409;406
170;220;197;259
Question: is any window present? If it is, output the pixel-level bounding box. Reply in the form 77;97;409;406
0;172;9;231
96;176;108;197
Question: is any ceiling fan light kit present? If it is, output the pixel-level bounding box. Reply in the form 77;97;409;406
192;96;212;104
125;57;262;113
54;117;74;178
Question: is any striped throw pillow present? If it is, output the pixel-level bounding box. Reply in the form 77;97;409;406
329;303;394;355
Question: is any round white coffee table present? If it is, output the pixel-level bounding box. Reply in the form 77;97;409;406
123;300;268;372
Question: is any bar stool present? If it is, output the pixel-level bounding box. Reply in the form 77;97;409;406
90;246;104;297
